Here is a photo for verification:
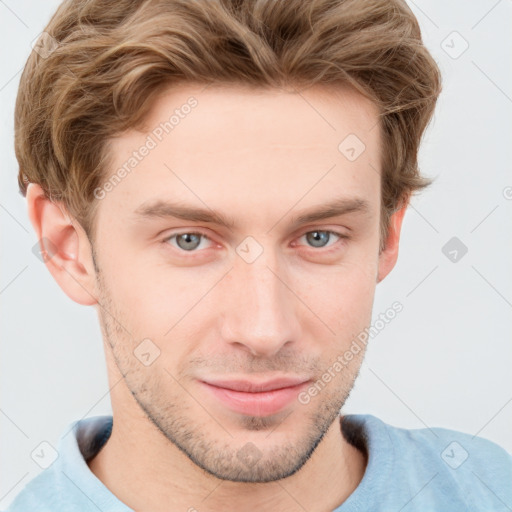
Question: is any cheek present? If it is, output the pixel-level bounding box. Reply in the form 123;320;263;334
297;257;378;337
101;252;219;348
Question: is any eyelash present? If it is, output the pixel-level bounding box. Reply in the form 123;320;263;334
161;229;349;254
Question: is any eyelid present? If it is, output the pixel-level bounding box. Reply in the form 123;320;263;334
293;229;349;249
296;226;349;237
162;230;214;247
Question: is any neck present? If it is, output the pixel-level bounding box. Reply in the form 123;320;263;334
88;403;366;512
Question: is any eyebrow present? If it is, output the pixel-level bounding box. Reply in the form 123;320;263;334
132;196;371;231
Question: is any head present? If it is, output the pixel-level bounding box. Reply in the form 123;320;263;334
17;0;441;483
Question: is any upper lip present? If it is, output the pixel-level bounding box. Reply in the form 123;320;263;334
202;376;310;393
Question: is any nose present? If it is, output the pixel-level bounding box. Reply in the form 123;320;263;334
219;250;301;358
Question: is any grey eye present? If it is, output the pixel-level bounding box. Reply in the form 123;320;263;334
304;230;335;248
171;233;206;251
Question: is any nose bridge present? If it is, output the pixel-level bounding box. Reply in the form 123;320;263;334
220;245;299;357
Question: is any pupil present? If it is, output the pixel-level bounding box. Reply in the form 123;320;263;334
307;231;328;248
178;233;200;250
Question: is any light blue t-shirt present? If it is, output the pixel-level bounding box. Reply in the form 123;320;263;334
5;414;512;511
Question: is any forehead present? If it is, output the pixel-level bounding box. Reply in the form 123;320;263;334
138;82;380;154
99;82;381;228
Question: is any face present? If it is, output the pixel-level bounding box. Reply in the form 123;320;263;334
90;83;387;482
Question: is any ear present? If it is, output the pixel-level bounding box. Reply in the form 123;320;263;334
377;198;409;283
26;183;99;306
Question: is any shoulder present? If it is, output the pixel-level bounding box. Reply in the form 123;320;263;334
343;414;512;510
3;467;62;512
394;420;512;508
4;415;114;512
386;417;512;474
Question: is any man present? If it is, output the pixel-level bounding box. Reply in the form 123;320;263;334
7;0;511;510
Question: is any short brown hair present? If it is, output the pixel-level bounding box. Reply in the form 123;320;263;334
15;0;441;251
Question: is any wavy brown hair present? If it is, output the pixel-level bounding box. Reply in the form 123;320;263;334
14;0;441;251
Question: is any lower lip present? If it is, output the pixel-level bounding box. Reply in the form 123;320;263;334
201;381;309;417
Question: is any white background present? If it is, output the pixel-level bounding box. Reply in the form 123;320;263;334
1;0;511;507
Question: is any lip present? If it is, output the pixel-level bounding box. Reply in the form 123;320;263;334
200;377;311;417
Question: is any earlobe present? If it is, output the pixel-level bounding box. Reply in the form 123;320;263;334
377;200;409;283
26;183;99;306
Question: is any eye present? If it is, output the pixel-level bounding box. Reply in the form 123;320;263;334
162;229;348;254
163;232;212;252
296;230;347;250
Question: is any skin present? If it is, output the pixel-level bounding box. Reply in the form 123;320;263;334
26;82;407;512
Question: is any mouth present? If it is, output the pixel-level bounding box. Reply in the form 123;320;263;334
199;377;311;417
